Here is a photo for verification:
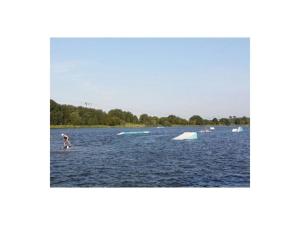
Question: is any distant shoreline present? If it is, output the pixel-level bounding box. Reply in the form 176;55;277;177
50;124;144;129
50;124;250;129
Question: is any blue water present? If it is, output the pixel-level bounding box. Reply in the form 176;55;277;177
50;126;250;187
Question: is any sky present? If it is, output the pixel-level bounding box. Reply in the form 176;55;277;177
50;38;249;119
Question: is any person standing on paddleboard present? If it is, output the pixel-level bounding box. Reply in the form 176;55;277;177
61;133;71;149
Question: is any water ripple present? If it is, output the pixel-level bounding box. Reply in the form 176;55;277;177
51;126;250;187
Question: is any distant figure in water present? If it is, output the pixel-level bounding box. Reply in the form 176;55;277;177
61;133;71;149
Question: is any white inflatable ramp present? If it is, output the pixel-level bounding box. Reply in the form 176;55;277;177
173;132;198;140
232;127;243;132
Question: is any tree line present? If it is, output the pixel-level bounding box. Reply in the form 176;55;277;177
50;99;250;126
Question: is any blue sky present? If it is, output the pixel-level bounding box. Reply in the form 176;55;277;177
50;38;249;119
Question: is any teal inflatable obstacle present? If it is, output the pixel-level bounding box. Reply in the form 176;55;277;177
117;131;150;135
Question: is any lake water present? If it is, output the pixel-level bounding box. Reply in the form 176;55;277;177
50;126;250;187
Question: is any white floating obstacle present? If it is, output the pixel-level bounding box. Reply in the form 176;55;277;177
210;127;215;130
117;131;150;135
173;132;198;140
232;127;243;132
199;130;211;133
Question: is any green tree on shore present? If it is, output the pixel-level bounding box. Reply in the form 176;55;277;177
189;115;204;125
50;99;250;127
219;118;231;126
212;118;219;125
